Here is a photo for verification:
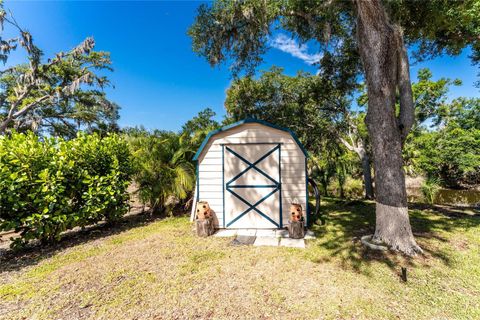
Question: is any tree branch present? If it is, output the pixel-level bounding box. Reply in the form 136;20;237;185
8;86;33;117
0;94;51;133
0;86;33;132
339;136;355;152
13;94;50;118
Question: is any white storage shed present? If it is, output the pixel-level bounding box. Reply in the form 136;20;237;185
192;118;309;229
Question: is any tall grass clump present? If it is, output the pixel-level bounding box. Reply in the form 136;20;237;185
421;178;441;204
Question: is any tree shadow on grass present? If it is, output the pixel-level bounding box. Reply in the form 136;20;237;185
409;202;480;219
0;205;187;274
308;198;480;276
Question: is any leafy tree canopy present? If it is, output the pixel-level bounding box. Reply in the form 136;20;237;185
181;107;220;136
189;0;480;80
225;66;351;151
0;6;119;137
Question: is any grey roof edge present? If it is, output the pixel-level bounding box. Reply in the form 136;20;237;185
193;117;309;161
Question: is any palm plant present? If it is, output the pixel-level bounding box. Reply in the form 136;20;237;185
127;130;195;214
421;178;441;205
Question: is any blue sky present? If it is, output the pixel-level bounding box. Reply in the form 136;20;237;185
4;1;480;131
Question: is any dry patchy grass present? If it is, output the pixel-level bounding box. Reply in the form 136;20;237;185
0;199;479;319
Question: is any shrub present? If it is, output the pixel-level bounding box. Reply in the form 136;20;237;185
413;126;480;188
327;177;364;199
0;132;133;247
344;178;364;199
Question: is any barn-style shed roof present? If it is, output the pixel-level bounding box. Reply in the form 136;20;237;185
193;118;309;161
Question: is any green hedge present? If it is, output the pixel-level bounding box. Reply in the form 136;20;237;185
0;132;133;247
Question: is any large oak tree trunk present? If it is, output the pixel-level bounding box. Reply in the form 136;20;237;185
355;0;422;255
360;151;374;200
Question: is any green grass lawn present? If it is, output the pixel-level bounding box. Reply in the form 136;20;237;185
1;199;479;320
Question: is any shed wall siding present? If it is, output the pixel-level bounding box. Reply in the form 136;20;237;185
197;123;306;228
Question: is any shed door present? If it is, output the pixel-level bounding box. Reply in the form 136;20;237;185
223;143;281;228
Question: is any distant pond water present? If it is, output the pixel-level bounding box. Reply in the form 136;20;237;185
407;188;480;206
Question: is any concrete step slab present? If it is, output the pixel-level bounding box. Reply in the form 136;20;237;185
213;229;237;237
275;229;289;238
256;229;276;237
253;237;280;247
236;229;257;236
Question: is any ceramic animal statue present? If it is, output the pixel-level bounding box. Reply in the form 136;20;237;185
290;203;303;222
196;201;212;221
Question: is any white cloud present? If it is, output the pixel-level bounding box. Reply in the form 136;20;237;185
269;34;322;65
